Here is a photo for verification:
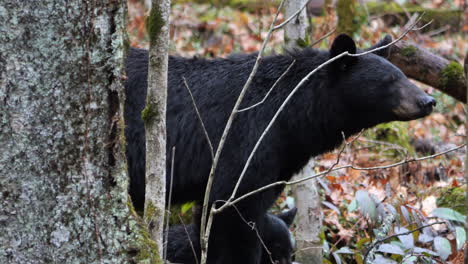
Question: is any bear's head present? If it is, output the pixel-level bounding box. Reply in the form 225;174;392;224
328;34;435;127
262;208;297;264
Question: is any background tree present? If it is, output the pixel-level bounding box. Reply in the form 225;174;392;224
0;1;159;263
143;0;171;255
284;1;323;263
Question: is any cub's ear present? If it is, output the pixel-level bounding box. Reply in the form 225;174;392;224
277;207;297;227
366;35;392;58
329;34;357;70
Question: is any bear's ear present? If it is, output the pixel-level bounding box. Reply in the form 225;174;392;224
278;207;297;227
366;35;392;58
329;34;357;70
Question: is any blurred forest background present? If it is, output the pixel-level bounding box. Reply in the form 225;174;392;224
128;0;466;263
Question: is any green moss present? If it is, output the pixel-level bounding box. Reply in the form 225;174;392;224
146;5;165;44
127;200;163;264
366;2;462;32
365;122;414;156
141;101;159;125
296;37;310;48
436;187;466;215
123;33;131;54
440;61;464;89
401;45;417;58
336;0;367;36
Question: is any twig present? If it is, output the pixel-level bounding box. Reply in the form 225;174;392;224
349;13;425;58
272;0;311;30
202;10;431;264
218;143;465;213
363;221;446;263
163;146;175;262
177;214;199;264
199;0;290;261
425;25;450;37
310;28;336;47
182;77;214;160
227;14;427;204
238;60;296;113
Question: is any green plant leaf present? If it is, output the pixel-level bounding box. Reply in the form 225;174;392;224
455;226;466;250
394;226;414;249
431;208;465;223
181;201;195;214
377;243;404;255
433;237;451;260
335;246;354;254
355;190;377;221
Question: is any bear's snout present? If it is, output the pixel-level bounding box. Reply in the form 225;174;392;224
418;96;436;112
392;80;436;121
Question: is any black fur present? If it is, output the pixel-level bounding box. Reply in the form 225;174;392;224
166;208;297;264
124;34;434;264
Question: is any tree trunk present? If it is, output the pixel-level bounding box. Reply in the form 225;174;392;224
143;0;171;257
0;1;156;263
284;0;310;49
284;2;323;263
336;0;366;36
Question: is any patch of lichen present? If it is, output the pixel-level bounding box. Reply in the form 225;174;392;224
127;200;163;264
141;101;159;125
440;61;464;90
436;186;466;215
336;0;367;37
401;45;417;58
146;5;165;45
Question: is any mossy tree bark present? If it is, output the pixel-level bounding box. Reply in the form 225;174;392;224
0;1;155;263
388;41;467;103
336;0;366;37
143;0;171;257
284;1;323;263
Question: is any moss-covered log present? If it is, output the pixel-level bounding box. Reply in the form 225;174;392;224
367;2;462;32
387;41;466;103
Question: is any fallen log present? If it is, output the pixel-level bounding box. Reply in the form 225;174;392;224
388;41;466;103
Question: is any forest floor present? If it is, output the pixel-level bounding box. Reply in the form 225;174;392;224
127;0;466;263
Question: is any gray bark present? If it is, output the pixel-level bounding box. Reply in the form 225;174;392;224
284;1;323;263
0;1;144;263
284;0;309;49
144;0;171;256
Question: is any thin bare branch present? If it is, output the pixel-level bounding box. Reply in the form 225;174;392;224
183;77;214;160
218;143;465;213
237;60;296;113
273;0;311;30
349;13;425;58
199;0;289;261
163;146;175;262
310;28;336;47
177;214;200;264
226;13;427;205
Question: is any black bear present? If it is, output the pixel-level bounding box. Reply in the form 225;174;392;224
166;208;297;264
124;34;435;264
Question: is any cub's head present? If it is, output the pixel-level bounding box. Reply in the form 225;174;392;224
328;34;435;127
262;208;297;264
